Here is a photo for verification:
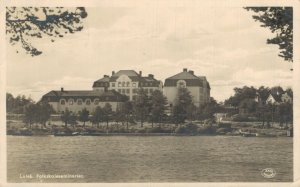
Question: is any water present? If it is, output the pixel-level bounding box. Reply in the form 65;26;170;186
7;136;293;182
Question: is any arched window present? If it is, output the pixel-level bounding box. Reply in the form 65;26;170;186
77;99;83;105
86;99;91;105
94;99;99;105
60;99;66;105
68;99;74;105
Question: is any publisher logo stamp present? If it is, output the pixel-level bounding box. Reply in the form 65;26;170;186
261;168;276;178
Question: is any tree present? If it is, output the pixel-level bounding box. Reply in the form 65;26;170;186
78;108;89;127
133;89;149;127
6;93;35;113
225;86;257;107
6;7;88;56
91;106;104;128
122;101;133;130
69;113;78;128
23;103;38;128
172;88;193;124
149;90;168;127
61;109;71;127
245;7;293;63
35;101;53;128
257;86;270;103
102;103;113;129
199;97;221;120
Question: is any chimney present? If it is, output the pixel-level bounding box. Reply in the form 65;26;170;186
61;87;64;92
139;71;142;76
112;71;115;75
148;74;154;79
189;70;194;75
104;75;109;78
183;68;187;72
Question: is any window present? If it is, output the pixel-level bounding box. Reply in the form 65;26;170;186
133;89;137;93
94;99;99;105
112;83;115;87
132;82;136;87
118;82;121;87
86;99;91;105
177;80;186;88
145;88;148;93
121;82;125;87
60;99;66;105
126;89;130;94
126;82;130;87
118;89;121;93
77;99;83;105
122;89;125;94
69;99;74;105
149;89;153;93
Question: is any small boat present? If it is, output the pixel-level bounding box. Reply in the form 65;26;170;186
54;131;80;136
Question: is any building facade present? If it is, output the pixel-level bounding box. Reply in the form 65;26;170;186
163;68;210;107
41;88;126;113
41;69;211;113
93;70;163;101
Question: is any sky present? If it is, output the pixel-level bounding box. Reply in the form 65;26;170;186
6;4;293;102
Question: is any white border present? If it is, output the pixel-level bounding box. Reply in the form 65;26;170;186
1;0;299;187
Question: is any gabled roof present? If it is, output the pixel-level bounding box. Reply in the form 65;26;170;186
41;90;125;102
94;76;110;83
166;71;200;80
110;70;142;82
112;70;139;77
164;70;209;87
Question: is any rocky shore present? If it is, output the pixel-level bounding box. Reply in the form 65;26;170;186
7;120;292;137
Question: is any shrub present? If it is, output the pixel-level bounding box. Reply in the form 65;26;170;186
197;126;216;135
216;128;232;134
174;126;187;134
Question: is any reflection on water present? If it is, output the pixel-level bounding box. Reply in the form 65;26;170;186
7;136;292;182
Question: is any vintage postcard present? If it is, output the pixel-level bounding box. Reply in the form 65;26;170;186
1;0;299;186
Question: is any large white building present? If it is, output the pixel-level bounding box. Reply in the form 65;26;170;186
93;70;163;101
41;69;210;113
163;68;210;107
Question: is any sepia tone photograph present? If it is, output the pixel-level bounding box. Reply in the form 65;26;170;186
2;0;299;185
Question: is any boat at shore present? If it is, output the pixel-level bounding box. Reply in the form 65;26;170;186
54;132;80;136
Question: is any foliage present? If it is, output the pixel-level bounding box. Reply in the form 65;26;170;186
172;88;194;124
102;103;113;128
23;101;53;128
225;86;257;107
91;106;104;127
198;97;221;120
149;90;168;124
35;101;54;126
61;109;72;127
23;103;38;127
6;7;88;56
78;108;89;127
6;93;35;114
133;89;150;127
245;7;293;62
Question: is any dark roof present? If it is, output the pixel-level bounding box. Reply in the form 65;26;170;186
41;90;126;102
140;76;161;87
269;93;282;102
95;76;110;83
110;70;142;82
93;76;110;88
164;71;209;87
